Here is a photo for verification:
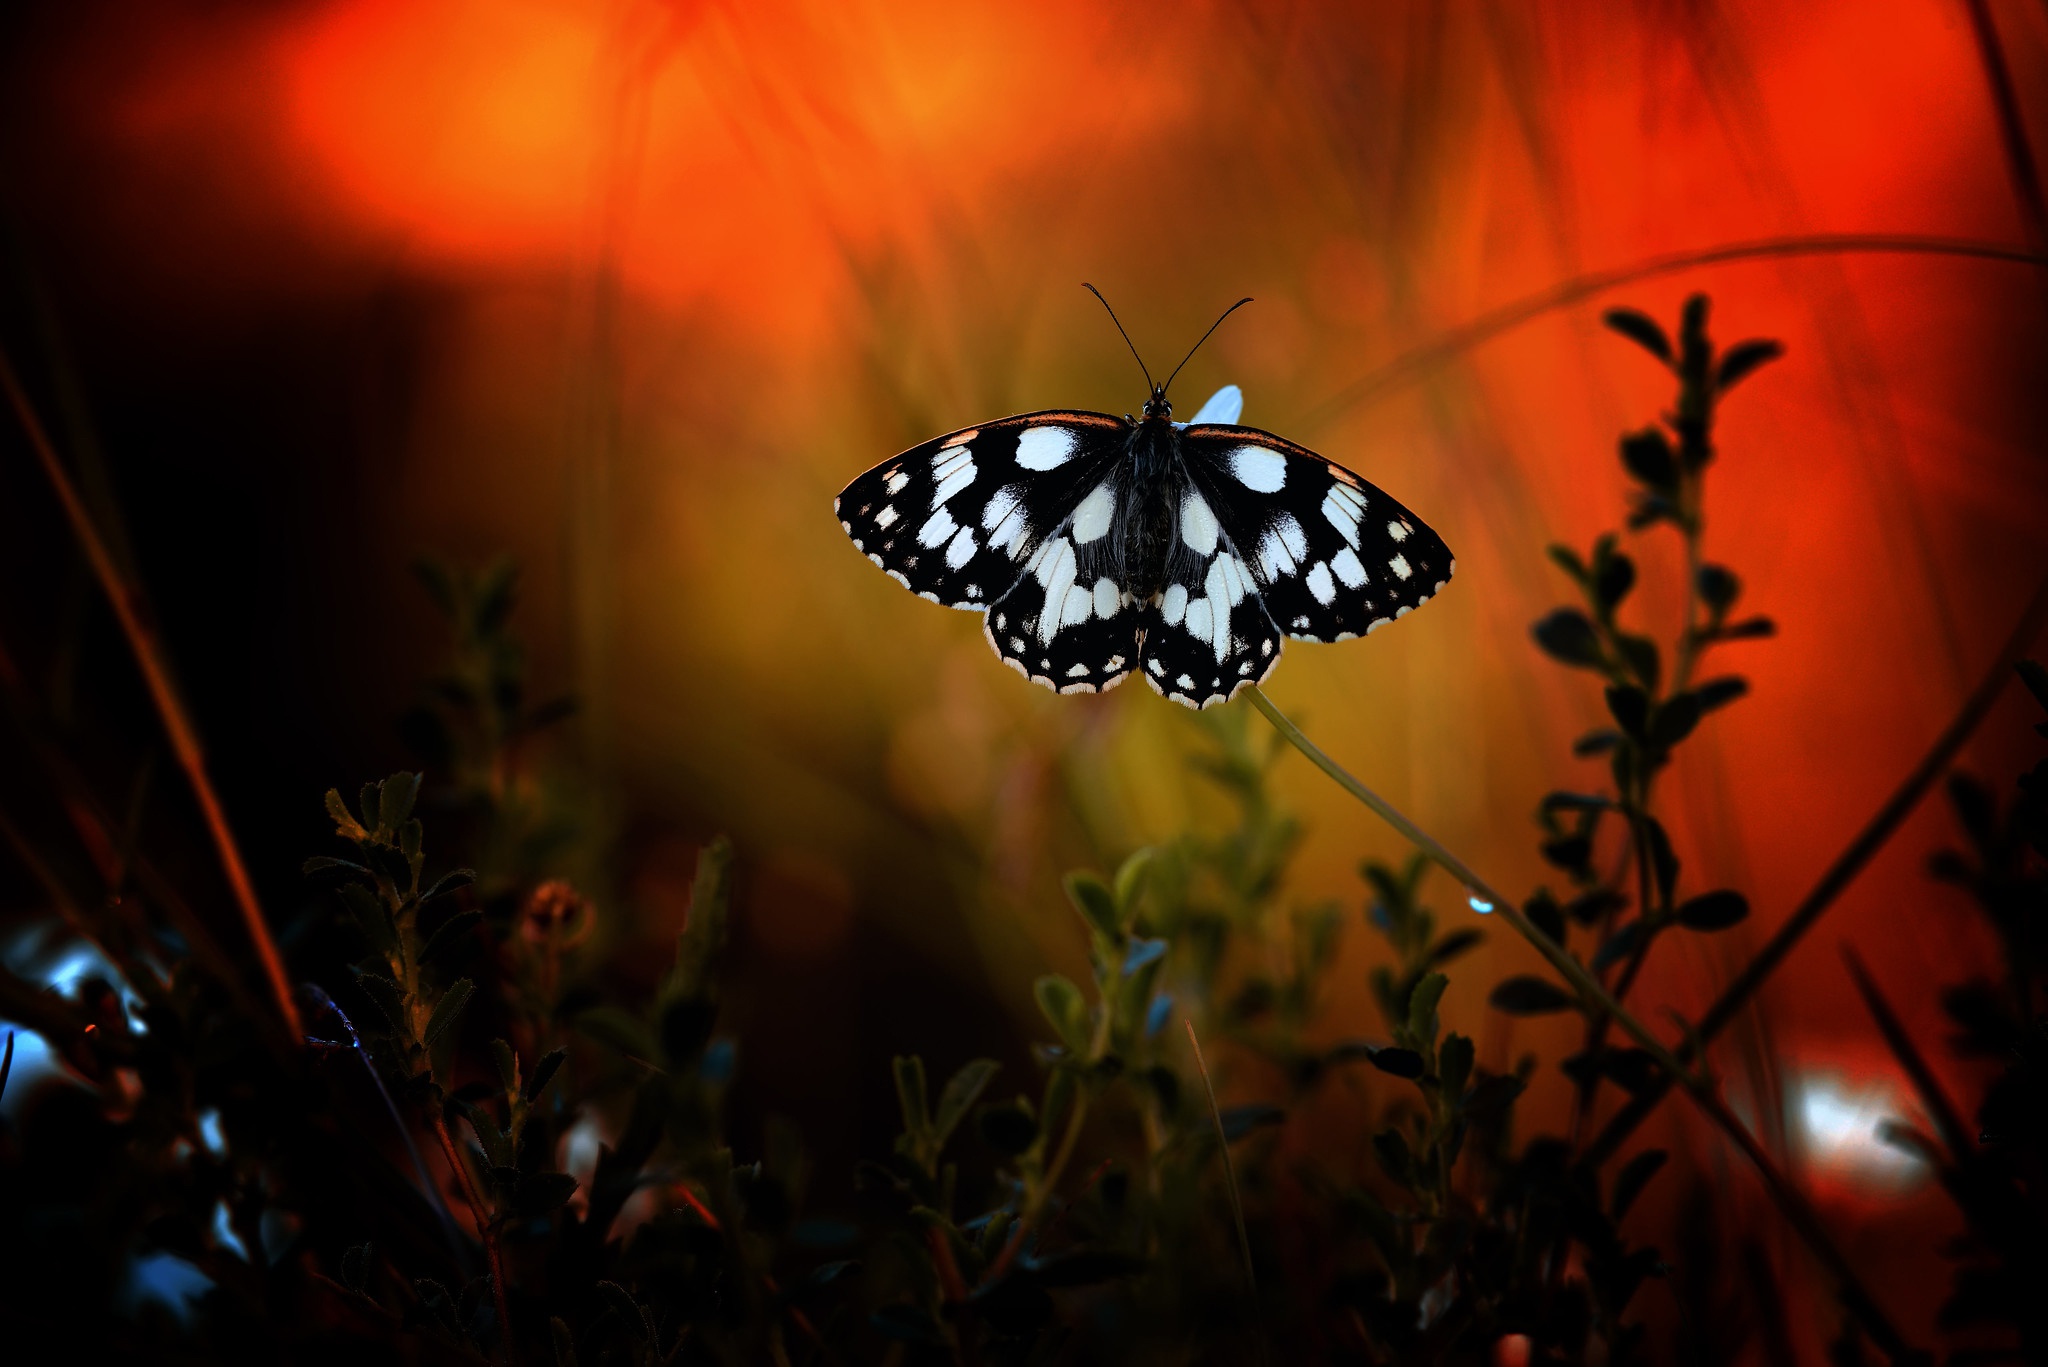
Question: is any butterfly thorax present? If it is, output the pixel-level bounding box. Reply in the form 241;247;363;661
1118;411;1182;601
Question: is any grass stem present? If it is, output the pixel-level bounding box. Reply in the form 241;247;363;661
432;1112;516;1366
1184;1017;1262;1343
0;346;303;1043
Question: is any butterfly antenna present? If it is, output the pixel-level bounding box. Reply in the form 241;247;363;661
1162;296;1254;396
1082;283;1155;392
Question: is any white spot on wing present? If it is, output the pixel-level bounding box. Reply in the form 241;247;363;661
1321;482;1366;549
1148;657;1166;676
1060;584;1093;631
1331;546;1367;588
1071;483;1115;544
1367;616;1392;633
1092;577;1119;619
1389;553;1413;580
1016;426;1077;470
1180;491;1219;555
875;505;899;530
918;507;957;549
1162;583;1188;625
1305;561;1337;605
1037;540;1079;643
932;455;977;507
885;470;909;496
945;524;977;569
1177;673;1195;689
1387;520;1409;542
1066;662;1091;678
1185;597;1214;646
1228;444;1287;492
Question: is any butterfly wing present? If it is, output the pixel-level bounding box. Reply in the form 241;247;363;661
1176;424;1455;645
1133;470;1285;708
835;411;1128;614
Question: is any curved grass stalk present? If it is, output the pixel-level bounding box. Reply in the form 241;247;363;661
1303;233;2047;432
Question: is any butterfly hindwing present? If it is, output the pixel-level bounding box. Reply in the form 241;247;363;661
1177;424;1455;644
983;461;1147;693
1134;470;1284;708
835;411;1127;613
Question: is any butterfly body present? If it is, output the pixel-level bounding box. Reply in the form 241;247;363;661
834;384;1453;709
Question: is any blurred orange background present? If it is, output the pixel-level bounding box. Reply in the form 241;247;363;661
4;0;2046;1351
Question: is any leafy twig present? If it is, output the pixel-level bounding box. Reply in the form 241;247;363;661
1242;684;1924;1363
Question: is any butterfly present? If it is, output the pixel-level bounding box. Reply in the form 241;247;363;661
833;289;1455;709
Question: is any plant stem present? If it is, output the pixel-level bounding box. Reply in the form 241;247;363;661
1583;563;2048;1167
432;1113;516;1366
1243;684;1923;1363
1184;1019;1259;1304
983;1091;1090;1284
0;347;303;1043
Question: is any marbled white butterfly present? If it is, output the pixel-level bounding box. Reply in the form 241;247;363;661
833;290;1455;708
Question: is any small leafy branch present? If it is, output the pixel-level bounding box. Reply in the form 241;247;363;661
1518;296;1780;1139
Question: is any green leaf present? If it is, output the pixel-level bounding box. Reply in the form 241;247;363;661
379;772;422;832
1525;889;1566;944
302;855;370;879
1573;728;1624;757
1595;552;1636;613
1437;1033;1475;1101
1648;692;1702;748
1532;609;1605;669
1426;928;1484;967
359;782;383;834
1676;890;1749;930
422;978;475;1050
1111;848;1153;920
1034;975;1090;1053
891;1055;930;1139
325;788;367;840
933;1059;1000;1150
355;972;407;1032
420;868;475;904
1602;307;1673;364
1547;543;1590;584
339;883;397;956
664;837;733;1004
1406;972;1448;1046
1363;1046;1425;1079
1614;633;1661;693
524;1048;567;1102
490;1039;520;1094
1715;339;1783;392
1611;1148;1668;1221
1697;563;1741;614
1605;684;1649;737
1718;616;1776;641
1488;976;1576;1015
1696;676;1748;712
1619;429;1677;490
418;909;483;965
515;1171;581;1217
1063;871;1119;941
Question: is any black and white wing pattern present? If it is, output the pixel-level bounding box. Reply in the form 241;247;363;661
836;411;1152;693
1178;425;1455;647
1134;474;1285;708
835;411;1125;614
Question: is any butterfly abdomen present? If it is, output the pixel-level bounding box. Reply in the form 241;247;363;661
1117;418;1180;601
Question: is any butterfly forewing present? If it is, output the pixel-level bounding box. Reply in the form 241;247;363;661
1177;424;1455;645
834;411;1126;613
